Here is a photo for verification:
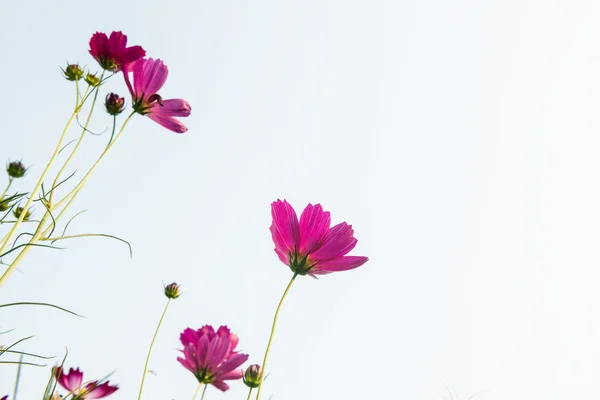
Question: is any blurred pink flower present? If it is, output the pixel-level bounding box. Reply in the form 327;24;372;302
270;199;368;276
53;366;118;399
124;58;191;133
1;395;7;400
177;325;249;391
89;31;145;72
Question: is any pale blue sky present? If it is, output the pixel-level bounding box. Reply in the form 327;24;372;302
1;0;600;399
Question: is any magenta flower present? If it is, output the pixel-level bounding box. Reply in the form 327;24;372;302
53;366;118;399
1;395;7;400
124;58;191;133
89;31;145;72
270;199;369;276
177;325;249;391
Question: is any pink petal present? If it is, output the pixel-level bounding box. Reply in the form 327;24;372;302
59;368;83;391
177;353;197;373
152;99;191;117
133;58;168;98
219;369;244;380
147;109;188;133
107;31;127;55
310;222;358;261
211;380;230;392
119;46;146;70
207;335;232;368
84;381;119;399
216;353;249;375
89;32;108;59
270;199;300;258
200;325;216;339
180;327;199;346
312;255;369;274
195;335;211;370
299;203;331;254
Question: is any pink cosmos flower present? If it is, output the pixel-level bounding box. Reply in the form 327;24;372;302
89;31;145;72
53;366;118;399
1;395;7;400
177;325;249;391
124;58;191;133
270;199;369;276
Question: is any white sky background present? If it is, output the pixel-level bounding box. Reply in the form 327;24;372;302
1;0;600;399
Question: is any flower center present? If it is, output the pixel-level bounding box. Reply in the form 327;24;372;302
288;251;316;275
133;93;163;115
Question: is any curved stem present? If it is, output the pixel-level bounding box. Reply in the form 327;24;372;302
52;111;135;210
255;273;297;400
137;298;171;400
0;113;136;289
50;75;103;205
246;388;253;400
0;110;78;286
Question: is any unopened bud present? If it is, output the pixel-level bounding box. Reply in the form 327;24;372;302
63;64;84;81
13;206;32;221
6;160;27;179
243;364;262;388
105;93;125;116
164;282;181;299
84;73;101;87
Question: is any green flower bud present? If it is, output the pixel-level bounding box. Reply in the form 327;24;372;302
164;282;181;299
243;364;262;388
6;160;27;178
63;63;84;81
84;73;101;87
13;206;32;221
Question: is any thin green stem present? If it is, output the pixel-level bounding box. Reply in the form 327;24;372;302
0;178;13;201
246;388;254;400
53;111;135;210
13;354;23;400
0;109;78;287
255;273;298;400
192;383;206;400
51;74;104;205
0;112;135;289
137;298;171;400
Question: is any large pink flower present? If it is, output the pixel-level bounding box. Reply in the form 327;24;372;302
270;199;369;276
177;325;249;391
124;58;191;133
89;31;145;72
53;366;118;399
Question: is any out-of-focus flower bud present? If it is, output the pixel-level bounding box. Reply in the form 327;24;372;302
63;64;84;81
13;206;32;220
85;73;101;87
243;364;262;388
164;282;181;299
105;93;125;116
6;160;27;179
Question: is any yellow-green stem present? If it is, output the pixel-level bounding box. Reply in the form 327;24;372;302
255;273;297;400
138;298;171;400
192;384;207;400
0;178;13;201
0;109;78;286
52;111;134;210
0;112;134;289
50;78;103;205
246;388;254;400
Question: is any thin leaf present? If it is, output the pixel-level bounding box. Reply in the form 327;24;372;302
0;302;84;318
